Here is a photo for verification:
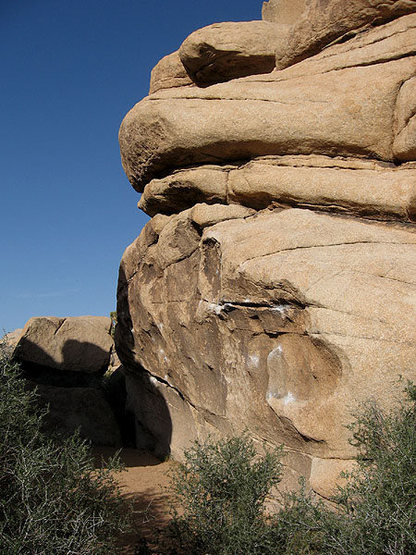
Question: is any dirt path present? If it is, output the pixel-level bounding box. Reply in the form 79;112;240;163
93;448;177;554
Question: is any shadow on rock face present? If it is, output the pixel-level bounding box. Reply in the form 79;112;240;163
115;264;173;459
14;337;126;447
15;335;111;375
123;370;173;460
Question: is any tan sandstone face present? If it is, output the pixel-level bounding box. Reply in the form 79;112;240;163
117;0;416;498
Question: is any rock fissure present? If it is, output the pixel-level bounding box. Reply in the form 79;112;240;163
53;318;66;335
353;268;416;287
146;371;186;401
310;330;416;346
161;246;199;270
240;239;416;267
149;298;200;305
277;51;416;84
322;18;416;57
148;96;331;106
214;299;306;311
147;369;226;421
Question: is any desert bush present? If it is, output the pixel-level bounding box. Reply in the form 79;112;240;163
167;382;416;554
0;339;131;554
270;381;416;554
166;434;283;554
331;381;416;553
110;310;117;337
266;480;337;554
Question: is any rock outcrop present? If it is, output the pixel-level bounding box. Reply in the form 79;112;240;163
179;21;281;85
16;316;114;373
275;0;416;70
3;328;23;350
14;316;123;447
117;0;416;497
262;0;307;25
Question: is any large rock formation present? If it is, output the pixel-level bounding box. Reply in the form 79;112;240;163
117;0;416;497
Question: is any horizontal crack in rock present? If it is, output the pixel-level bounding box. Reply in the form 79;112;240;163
240;240;416;266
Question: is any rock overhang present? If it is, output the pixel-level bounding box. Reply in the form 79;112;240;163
120;7;416;222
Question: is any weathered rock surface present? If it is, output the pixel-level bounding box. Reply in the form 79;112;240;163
14;316;123;446
117;0;416;495
120;13;416;192
262;0;307;24
15;316;114;373
179;21;283;86
117;205;416;491
276;0;416;70
138;156;416;222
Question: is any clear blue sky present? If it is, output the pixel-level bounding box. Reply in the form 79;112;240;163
0;0;262;333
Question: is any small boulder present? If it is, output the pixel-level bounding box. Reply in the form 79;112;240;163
149;51;193;94
14;316;113;374
12;315;124;447
179;21;282;86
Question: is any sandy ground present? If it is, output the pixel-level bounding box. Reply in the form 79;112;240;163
93;447;177;554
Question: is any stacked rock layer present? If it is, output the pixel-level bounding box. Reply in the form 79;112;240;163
117;0;416;497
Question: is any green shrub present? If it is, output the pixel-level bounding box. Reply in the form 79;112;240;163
166;434;283;554
0;339;131;554
333;381;416;553
271;381;416;554
110;311;117;337
267;481;338;554
166;383;416;554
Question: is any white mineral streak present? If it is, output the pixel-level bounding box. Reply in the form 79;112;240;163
283;391;295;405
248;354;259;367
208;303;223;315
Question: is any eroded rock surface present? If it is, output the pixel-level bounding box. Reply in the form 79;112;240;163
179;21;282;86
262;0;307;25
117;0;416;496
14;316;123;446
15;316;114;373
275;0;416;70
